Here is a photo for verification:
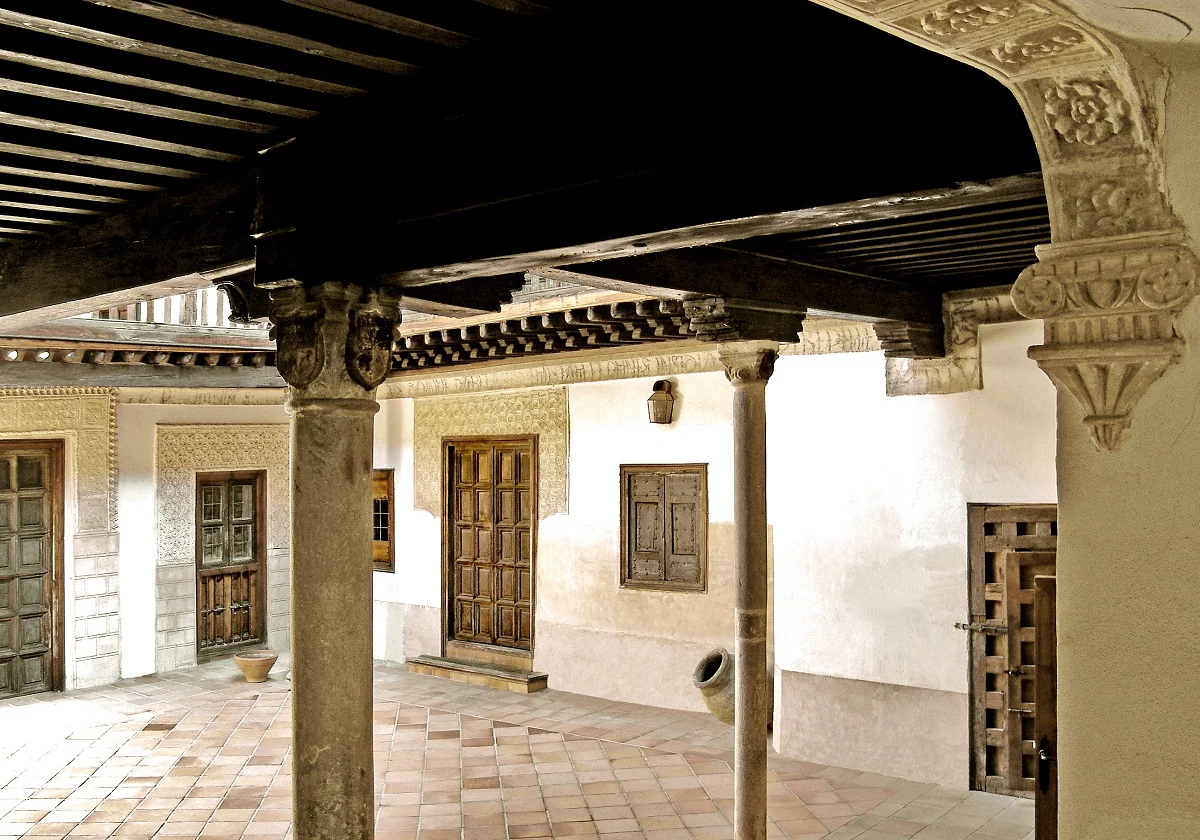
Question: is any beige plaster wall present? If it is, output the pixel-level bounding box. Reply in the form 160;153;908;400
1054;50;1200;839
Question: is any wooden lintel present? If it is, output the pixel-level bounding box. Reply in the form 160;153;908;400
0;360;284;388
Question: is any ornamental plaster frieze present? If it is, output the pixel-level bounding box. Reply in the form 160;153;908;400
0;387;117;531
809;0;1199;448
885;287;1022;396
115;387;286;406
411;387;569;519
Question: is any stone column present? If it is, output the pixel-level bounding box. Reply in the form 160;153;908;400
718;340;778;840
273;282;399;840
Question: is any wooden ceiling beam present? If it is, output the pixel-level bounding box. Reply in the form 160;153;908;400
0;140;200;178
0;111;241;161
0;48;320;118
79;1;426;75
0;73;277;133
280;0;475;48
555;246;944;328
0;8;368;95
0;160;160;191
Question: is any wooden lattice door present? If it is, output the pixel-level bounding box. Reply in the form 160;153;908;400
445;438;535;657
196;471;266;658
967;504;1057;797
0;442;62;698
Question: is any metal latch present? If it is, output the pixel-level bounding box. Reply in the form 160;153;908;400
954;621;1008;634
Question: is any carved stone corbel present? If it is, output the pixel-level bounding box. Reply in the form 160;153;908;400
885;286;1021;397
1012;231;1199;450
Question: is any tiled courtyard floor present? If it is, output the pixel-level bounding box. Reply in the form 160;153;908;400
0;658;1033;840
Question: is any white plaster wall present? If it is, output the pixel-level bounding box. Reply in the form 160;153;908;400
371;397;441;660
116;402;288;678
770;320;1058;694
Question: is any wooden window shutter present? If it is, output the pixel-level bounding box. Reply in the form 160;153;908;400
621;464;707;591
372;468;394;573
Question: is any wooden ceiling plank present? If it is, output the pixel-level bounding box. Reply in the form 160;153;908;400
0;162;159;191
0;111;241;160
81;0;426;74
841;235;1045;264
793;200;1048;243
799;220;1051;254
0;75;276;132
0;9;368;96
887;250;1037;272
0;226;42;236
0;48;319;118
0;140;199;178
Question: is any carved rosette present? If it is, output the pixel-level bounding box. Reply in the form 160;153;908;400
1012;232;1199;450
270;283;400;399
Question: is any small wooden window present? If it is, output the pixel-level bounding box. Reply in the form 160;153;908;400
373;468;395;573
620;464;707;591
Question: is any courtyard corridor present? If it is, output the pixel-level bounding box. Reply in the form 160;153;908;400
0;660;1032;840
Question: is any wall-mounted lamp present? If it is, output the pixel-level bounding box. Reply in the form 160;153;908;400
647;379;675;424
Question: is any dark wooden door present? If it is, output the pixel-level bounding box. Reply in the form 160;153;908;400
967;504;1057;797
0;442;62;698
446;439;535;652
1034;575;1057;839
196;471;266;658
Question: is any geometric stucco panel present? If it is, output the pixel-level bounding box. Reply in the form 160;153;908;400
413;387;569;519
0;387;116;532
155;424;290;565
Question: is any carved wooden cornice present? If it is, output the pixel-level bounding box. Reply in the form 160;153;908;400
808;0;1199;448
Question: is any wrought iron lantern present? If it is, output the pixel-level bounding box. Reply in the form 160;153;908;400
647;379;675;424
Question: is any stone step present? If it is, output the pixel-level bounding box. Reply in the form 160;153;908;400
405;655;548;694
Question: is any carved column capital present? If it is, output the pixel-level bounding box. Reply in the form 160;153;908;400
1012;231;1199;451
271;282;400;401
717;341;780;386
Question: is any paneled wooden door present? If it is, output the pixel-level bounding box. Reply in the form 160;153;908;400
967;504;1057;798
444;438;536;663
195;471;267;659
0;441;64;698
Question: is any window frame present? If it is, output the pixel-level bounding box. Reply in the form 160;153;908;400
619;463;708;593
372;467;395;573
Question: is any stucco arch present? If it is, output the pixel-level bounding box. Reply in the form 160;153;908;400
807;0;1200;450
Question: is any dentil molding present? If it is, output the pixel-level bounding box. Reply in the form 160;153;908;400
808;0;1199;448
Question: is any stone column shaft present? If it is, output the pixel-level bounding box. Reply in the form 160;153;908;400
719;341;778;840
273;282;399;840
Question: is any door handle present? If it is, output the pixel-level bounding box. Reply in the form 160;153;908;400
1038;735;1054;794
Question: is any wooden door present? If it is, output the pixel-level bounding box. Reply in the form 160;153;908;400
0;442;63;698
445;438;535;657
1034;575;1057;839
196;471;266;658
967;504;1056;797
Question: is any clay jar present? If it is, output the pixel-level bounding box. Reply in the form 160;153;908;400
233;649;279;683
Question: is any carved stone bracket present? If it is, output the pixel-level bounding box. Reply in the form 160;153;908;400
885;286;1021;397
270;282;401;398
1012;231;1199;450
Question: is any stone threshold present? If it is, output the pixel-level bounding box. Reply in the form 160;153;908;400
406;654;548;693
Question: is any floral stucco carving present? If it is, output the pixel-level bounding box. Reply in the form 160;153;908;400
155;425;290;564
808;0;1196;449
1043;79;1129;147
412;388;568;518
0;388;116;532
